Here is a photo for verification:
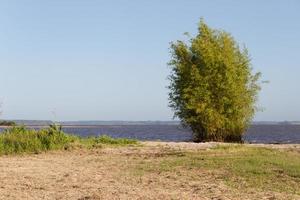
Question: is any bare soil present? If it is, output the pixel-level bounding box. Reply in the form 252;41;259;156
0;142;299;200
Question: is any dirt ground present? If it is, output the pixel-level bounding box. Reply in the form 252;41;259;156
0;142;299;200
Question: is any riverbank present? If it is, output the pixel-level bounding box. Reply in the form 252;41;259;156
2;124;300;144
0;142;299;200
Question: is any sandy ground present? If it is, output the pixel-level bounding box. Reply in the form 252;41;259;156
143;141;300;151
0;142;299;200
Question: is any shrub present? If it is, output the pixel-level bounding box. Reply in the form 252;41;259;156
168;19;261;142
0;125;138;155
0;125;75;155
0;121;16;126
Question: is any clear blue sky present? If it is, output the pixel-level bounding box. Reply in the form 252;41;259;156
0;0;299;121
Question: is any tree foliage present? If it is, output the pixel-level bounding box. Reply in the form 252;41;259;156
168;19;261;142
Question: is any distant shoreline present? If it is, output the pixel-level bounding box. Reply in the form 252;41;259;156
0;124;183;128
1;123;300;128
1;120;300;127
1;124;300;144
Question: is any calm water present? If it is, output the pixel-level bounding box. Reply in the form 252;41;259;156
1;124;300;144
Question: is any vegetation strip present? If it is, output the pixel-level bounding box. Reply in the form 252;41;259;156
0;124;138;155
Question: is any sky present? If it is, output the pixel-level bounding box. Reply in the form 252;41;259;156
0;0;299;121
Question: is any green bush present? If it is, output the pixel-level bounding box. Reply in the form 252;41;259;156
168;19;261;142
0;125;74;154
0;125;138;155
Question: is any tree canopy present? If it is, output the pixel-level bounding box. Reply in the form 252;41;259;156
168;19;261;142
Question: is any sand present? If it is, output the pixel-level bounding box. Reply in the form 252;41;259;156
0;142;299;200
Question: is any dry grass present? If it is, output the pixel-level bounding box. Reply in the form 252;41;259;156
0;143;299;200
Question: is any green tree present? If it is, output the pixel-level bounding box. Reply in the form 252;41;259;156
168;19;261;142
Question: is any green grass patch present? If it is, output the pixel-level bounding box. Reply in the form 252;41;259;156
0;125;138;155
133;145;300;195
80;135;138;148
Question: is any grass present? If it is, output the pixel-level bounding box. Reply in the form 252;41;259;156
0;124;138;155
131;144;300;195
